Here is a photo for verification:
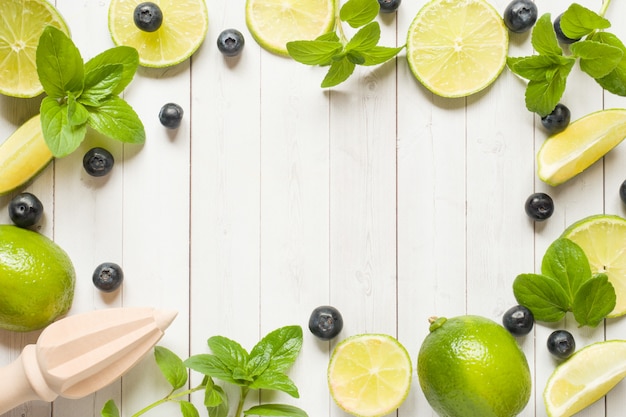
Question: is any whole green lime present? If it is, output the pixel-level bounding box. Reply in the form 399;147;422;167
0;225;75;332
417;315;531;417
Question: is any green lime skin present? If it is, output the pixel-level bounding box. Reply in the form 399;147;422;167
0;225;75;332
417;315;531;417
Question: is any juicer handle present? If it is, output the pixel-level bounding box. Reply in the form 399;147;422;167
0;345;58;415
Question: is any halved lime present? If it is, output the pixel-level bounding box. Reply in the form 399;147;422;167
246;0;335;56
328;334;412;417
406;0;508;98
108;0;208;68
538;109;626;186
0;0;70;98
544;340;626;417
562;214;626;317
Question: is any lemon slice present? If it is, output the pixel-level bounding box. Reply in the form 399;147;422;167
245;0;335;56
406;0;508;98
328;334;412;417
538;109;626;186
544;340;626;417
108;0;208;68
562;214;626;317
0;0;70;98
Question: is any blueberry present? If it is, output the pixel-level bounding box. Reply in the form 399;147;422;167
8;192;44;228
503;0;538;33
502;305;534;336
93;262;124;292
217;29;245;57
620;180;626;205
525;192;554;221
159;103;184;129
378;0;401;13
541;103;571;133
134;2;163;32
554;14;581;44
83;147;114;177
308;306;343;340
547;330;576;359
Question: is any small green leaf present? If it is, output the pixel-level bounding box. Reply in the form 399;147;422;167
560;3;610;40
84;46;139;95
36;26;84;99
541;238;591;300
513;273;570;322
180;401;200;417
572;274;616;327
246;350;271;377
571;40;623;79
207;335;250;373
321;58;356;87
339;0;380;28
345;22;380;53
204;378;225;407
507;55;564;81
154;346;188;390
360;45;403;66
250;370;299;398
249;326;302;373
40;96;87;157
524;58;574;116
184;354;241;385
206;385;229;417
80;64;124;106
286;40;343;65
67;93;90;126
101;400;120;417
346;51;365;65
531;14;562;56
244;404;309;417
87;96;145;144
589;32;626;96
315;32;340;42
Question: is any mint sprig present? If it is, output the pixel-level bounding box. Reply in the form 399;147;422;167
286;0;404;88
513;238;615;327
507;1;626;116
35;26;145;158
101;325;306;417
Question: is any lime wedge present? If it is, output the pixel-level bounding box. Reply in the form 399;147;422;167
0;0;70;98
406;0;508;98
328;334;412;417
246;0;335;56
108;0;208;68
544;340;626;417
538;109;626;186
562;214;626;317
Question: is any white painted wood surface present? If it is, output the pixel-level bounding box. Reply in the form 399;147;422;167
1;0;626;416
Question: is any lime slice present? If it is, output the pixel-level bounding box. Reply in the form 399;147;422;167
544;340;626;417
108;0;208;68
538;109;626;186
406;0;508;98
562;214;626;317
328;334;412;417
0;0;70;98
245;0;335;56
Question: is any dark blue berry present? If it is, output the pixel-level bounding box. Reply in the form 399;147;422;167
93;262;124;292
503;0;538;33
554;14;581;44
309;306;343;340
541;103;571;133
159;103;184;129
83;147;114;177
525;192;554;221
619;180;626;205
378;0;401;13
134;2;163;32
217;29;245;57
8;192;44;228
547;330;576;359
502;305;534;336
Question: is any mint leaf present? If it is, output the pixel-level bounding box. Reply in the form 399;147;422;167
346;51;365;65
321;58;356;88
250;371;299;398
339;0;379;28
249;325;302;373
315;32;340;42
286;40;343;65
84;46;139;95
180;401;200;417
589;32;626;95
67;93;90;126
204;378;225;407
541;238;591;301
513;273;570;322
207;335;250;372
40;96;87;157
571;40;623;79
532;14;562;56
206;384;229;417
560;3;610;40
80;64;124;106
507;55;564;81
36;26;84;99
360;45;403;66
244;404;309;417
184;354;240;385
524;58;574;116
101;400;120;417
572;274;616;327
346;22;380;52
154;346;188;390
87;96;145;144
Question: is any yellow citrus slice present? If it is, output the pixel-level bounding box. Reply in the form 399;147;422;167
544;340;626;417
0;0;70;98
538;109;626;186
108;0;208;68
406;0;508;98
562;214;626;317
328;334;412;417
245;0;335;56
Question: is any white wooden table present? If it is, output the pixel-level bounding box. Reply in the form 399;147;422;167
2;0;626;416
